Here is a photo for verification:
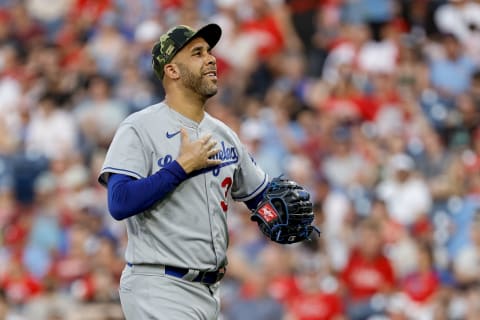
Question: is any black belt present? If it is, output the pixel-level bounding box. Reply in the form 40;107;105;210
127;263;226;285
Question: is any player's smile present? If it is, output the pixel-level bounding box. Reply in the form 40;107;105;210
203;70;217;81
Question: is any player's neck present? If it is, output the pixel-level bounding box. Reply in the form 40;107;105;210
165;92;206;123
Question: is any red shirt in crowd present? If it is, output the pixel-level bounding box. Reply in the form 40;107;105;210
70;0;112;23
0;257;42;305
268;274;301;305
322;96;363;120
288;291;344;320
401;270;439;303
323;92;401;122
241;15;285;59
157;0;183;10
1;274;42;304
287;0;321;14
341;249;395;301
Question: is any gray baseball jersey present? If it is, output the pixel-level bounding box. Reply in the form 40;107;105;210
99;101;268;271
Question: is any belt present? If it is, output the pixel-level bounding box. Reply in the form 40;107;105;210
127;263;226;285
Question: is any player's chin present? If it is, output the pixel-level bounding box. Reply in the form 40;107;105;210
204;89;218;98
203;84;218;98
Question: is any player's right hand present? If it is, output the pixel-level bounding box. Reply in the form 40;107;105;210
176;128;221;174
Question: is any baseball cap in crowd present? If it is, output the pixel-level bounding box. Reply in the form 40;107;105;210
151;23;222;79
389;153;415;172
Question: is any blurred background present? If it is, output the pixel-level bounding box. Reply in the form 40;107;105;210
0;0;479;319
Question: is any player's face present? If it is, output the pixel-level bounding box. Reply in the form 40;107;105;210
175;38;218;98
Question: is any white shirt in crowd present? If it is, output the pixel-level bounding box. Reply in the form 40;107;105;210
376;175;432;226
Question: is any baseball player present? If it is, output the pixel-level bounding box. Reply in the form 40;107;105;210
98;23;317;320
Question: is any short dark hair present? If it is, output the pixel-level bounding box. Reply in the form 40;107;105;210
472;69;480;82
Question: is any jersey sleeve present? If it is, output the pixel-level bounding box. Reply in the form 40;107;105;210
231;145;268;202
98;122;151;187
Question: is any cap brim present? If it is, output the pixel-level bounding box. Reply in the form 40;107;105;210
189;23;222;50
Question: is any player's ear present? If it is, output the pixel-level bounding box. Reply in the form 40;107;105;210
164;64;180;80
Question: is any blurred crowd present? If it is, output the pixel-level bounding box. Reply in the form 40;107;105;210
0;0;480;319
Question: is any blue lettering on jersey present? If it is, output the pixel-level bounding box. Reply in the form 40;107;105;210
209;141;238;176
210;141;238;162
158;155;173;167
157;141;238;177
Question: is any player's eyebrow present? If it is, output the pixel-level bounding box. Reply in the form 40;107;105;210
190;44;211;54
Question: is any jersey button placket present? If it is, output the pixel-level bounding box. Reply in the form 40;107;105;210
198;126;220;268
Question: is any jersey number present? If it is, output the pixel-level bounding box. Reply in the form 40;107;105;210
220;177;232;213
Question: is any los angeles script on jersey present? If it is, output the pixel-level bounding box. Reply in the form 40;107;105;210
157;141;239;176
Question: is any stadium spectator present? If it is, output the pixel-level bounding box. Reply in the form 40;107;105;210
376;153;433;227
434;0;480;63
340;218;396;320
73;74;129;149
453;211;480;286
24;92;78;160
429;32;476;99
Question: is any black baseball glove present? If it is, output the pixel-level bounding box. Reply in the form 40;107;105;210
251;177;320;244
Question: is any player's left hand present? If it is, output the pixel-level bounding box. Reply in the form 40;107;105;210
250;177;320;244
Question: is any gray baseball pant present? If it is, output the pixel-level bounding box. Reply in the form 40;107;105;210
118;265;221;320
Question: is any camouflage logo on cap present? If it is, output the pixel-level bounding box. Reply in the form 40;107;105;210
152;25;197;79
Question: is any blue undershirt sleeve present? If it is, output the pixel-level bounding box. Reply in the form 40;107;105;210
244;184;268;211
107;160;187;220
